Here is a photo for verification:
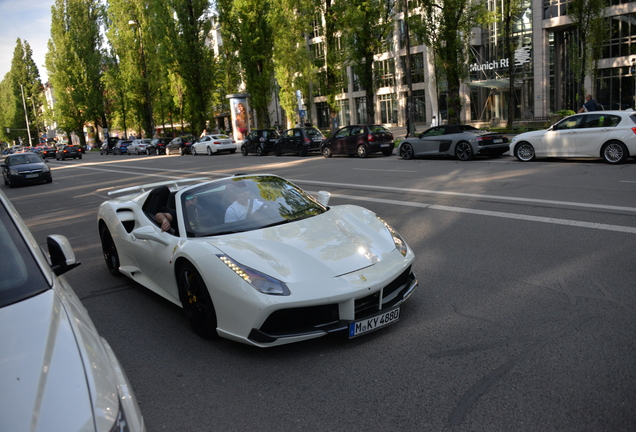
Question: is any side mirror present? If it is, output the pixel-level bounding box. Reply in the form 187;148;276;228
132;225;170;246
315;190;331;207
48;234;81;276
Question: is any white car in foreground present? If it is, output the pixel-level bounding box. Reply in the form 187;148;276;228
191;134;237;155
97;174;417;347
511;111;636;164
0;190;145;432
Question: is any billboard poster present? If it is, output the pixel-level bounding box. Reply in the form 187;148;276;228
227;94;250;143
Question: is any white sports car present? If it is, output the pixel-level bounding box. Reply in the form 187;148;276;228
97;174;417;347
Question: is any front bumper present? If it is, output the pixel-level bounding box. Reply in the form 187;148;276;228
247;266;418;345
7;171;52;185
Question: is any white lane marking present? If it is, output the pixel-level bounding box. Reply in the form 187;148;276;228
330;193;636;234
54;163;636;233
296;179;636;213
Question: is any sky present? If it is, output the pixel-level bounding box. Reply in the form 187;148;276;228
0;0;56;82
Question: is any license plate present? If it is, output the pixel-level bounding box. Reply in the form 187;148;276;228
493;139;502;143
25;174;39;179
349;307;400;338
380;144;390;147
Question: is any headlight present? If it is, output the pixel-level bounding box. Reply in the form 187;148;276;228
380;219;408;257
9;169;18;176
42;165;50;173
217;254;291;296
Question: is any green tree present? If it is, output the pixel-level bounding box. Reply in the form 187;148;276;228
1;39;42;145
500;0;524;129
46;0;105;147
217;0;275;128
411;0;489;124
568;0;607;110
152;0;216;135
270;0;317;128
339;0;397;125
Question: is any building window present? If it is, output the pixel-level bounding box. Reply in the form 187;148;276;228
355;97;367;123
379;93;397;124
403;90;426;123
352;71;364;92
375;59;395;88
310;41;325;67
316;102;329;129
312;15;323;38
336;99;350;126
400;53;425;85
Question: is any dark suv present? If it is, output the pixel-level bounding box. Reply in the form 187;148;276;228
273;127;325;156
148;137;171;155
56;145;82;160
320;125;394;158
241;129;280;156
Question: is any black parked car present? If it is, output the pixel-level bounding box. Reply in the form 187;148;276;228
56;145;82;160
148;137;172;155
2;152;52;187
113;140;132;155
320;125;394;158
241;129;280;156
165;136;196;155
273;127;325;156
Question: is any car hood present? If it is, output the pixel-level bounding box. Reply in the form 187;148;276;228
0;289;114;431
513;129;547;140
205;205;398;282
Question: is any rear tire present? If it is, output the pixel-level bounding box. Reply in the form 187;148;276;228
455;141;474;161
602;141;628;164
177;262;218;338
357;145;368;158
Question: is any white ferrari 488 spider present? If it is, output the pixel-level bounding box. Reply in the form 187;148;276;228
97;174;417;347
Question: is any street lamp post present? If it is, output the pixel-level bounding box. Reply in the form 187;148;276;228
129;19;154;138
20;84;33;146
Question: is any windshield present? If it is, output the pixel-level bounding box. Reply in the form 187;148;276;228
8;154;43;165
180;175;328;237
0;201;49;307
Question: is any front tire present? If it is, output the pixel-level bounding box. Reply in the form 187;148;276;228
297;145;307;157
207;147;213;156
400;143;414;160
177;262;218;338
99;224;121;276
256;146;264;156
322;146;332;158
241;146;249;156
455;141;474;161
514;142;536;162
602;141;628;164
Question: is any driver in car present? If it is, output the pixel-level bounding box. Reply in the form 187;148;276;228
225;182;264;223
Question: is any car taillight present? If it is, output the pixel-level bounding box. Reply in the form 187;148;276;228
367;134;375;142
213;141;221;144
304;138;311;144
632;127;636;134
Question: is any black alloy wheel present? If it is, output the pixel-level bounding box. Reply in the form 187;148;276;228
177;262;218;338
400;143;414;160
241;145;249;156
455;142;474;161
99;224;121;276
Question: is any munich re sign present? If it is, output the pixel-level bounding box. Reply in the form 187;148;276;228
469;47;531;72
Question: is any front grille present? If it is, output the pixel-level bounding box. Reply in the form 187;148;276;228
355;292;380;317
259;304;339;336
354;266;414;319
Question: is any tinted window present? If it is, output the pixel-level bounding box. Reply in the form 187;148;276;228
421;127;445;137
0;203;49;307
306;128;325;139
335;128;350;138
369;125;391;134
554;116;585;130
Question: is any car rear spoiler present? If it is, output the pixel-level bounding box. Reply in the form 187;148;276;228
108;177;210;196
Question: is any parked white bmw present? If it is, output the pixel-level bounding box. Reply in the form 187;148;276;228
191;134;237;155
0;190;145;432
511;111;636;164
97;175;417;347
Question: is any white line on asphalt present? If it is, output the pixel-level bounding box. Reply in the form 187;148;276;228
329;193;636;234
295;179;636;213
56;163;636;233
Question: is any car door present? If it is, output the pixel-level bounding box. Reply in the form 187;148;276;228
543;115;585;156
345;126;366;154
574;113;618;157
412;127;446;155
331;127;351;154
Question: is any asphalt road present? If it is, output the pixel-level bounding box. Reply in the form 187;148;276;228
4;150;635;431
